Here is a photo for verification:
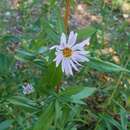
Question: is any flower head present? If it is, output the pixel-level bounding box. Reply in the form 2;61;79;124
22;83;34;95
51;31;90;76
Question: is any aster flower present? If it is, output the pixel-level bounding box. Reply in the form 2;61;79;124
15;60;24;69
51;31;90;76
22;83;34;95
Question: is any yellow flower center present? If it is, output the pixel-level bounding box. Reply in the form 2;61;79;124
63;48;72;57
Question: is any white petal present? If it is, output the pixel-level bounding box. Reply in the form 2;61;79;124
68;31;77;47
60;33;66;48
72;38;90;50
50;45;58;50
73;50;89;55
72;44;84;51
72;50;90;62
50;45;64;51
66;59;73;75
61;59;65;73
70;59;79;71
79;38;90;47
71;57;82;66
55;50;62;56
77;55;88;62
72;52;89;62
54;54;63;67
63;59;68;75
61;58;73;76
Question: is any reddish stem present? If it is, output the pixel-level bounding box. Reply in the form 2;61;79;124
64;0;70;33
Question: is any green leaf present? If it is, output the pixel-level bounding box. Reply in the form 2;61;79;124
38;63;62;95
0;53;11;76
71;87;96;104
70;127;77;130
60;86;96;104
33;103;54;130
54;100;62;124
60;86;88;96
120;108;128;130
77;26;96;40
88;57;130;73
96;123;106;130
100;114;122;130
0;120;13;130
48;63;62;88
8;96;38;111
105;120;113;130
15;49;36;62
1;35;20;43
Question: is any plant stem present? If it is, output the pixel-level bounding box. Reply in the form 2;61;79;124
55;81;62;93
64;0;70;33
56;84;60;93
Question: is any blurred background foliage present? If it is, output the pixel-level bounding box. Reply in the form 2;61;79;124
0;0;130;130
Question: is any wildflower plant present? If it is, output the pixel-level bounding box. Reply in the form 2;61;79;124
51;31;90;76
0;0;130;130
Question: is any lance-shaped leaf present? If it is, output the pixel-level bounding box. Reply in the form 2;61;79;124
33;103;54;130
8;96;38;111
0;120;13;130
0;53;11;76
77;26;96;40
87;57;130;73
60;86;96;104
15;49;36;62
